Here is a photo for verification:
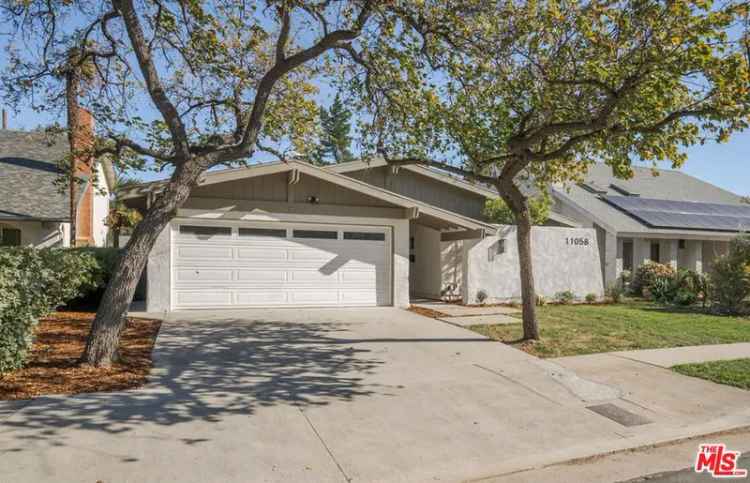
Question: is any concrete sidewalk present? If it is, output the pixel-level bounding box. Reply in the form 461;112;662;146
2;308;750;482
609;343;750;368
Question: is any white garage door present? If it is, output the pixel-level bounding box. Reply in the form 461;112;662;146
172;221;392;309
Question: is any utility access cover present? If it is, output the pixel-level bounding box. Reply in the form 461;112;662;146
586;403;652;427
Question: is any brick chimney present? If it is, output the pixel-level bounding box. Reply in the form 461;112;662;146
71;107;95;246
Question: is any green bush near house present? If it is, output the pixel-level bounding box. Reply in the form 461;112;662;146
710;235;750;314
0;248;100;374
630;263;706;307
630;262;675;297
585;293;598;303
605;284;624;303
66;247;122;308
554;290;576;304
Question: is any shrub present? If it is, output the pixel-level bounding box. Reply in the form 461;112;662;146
476;289;488;304
0;248;99;374
618;270;632;290
631;262;675;297
66;247;121;308
585;293;598;303
554;290;576;304
605;284;624;303
649;276;676;304
643;268;704;306
711;235;750;314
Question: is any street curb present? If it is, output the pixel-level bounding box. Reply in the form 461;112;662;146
467;415;750;482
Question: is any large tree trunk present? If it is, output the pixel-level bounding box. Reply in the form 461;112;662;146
112;227;120;249
496;179;540;340
82;160;205;366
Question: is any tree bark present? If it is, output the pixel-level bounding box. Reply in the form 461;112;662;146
112;227;120;249
82;159;205;366
496;179;540;340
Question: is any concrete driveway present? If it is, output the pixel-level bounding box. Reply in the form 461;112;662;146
2;308;750;482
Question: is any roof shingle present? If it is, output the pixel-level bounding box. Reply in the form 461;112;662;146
0;130;72;221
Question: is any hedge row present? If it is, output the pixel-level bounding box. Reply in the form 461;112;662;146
627;235;750;313
0;247;119;374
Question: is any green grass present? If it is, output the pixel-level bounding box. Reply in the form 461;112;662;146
470;301;750;358
673;359;750;390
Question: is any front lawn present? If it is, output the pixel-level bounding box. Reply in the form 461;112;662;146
470;302;750;358
673;359;750;390
0;312;161;400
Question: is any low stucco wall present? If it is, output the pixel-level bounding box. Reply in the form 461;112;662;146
462;225;604;304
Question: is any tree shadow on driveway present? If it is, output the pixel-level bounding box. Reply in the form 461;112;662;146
0;319;390;452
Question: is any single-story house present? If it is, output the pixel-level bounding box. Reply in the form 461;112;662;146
0;110;112;248
122;159;604;311
122;158;747;312
550;163;750;287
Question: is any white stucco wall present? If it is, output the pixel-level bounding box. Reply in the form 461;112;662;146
0;220;68;248
145;210;411;312
92;163;110;247
441;240;464;301
409;223;442;299
463;225;604;304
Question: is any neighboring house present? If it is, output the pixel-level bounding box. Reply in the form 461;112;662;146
551;163;750;287
122;158;603;311
0;109;113;248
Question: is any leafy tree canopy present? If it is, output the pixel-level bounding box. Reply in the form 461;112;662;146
349;0;750;187
483;196;550;226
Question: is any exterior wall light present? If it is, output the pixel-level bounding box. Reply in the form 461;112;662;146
488;239;505;261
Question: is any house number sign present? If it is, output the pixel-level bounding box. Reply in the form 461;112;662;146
566;237;591;246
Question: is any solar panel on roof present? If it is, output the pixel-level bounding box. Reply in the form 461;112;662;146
609;183;640;197
602;196;750;232
581;182;608;194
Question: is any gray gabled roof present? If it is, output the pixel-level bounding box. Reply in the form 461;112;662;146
122;159;499;234
553;163;745;236
328;158;581;227
0;130;74;221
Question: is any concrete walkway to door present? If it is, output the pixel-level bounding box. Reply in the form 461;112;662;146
2;308;750;482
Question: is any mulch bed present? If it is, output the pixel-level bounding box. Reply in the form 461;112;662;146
0;312;161;401
408;305;450;319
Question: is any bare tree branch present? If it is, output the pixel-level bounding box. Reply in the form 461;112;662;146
113;0;191;160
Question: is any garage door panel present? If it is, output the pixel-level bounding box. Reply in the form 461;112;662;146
172;222;391;309
235;291;288;305
340;270;378;283
288;270;339;283
339;290;378;305
177;246;233;259
288;249;337;261
236;269;287;282
176;268;233;283
175;291;233;306
237;247;288;260
288;290;340;305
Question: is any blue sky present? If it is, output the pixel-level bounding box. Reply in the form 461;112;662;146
2;5;747;196
5;102;748;196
